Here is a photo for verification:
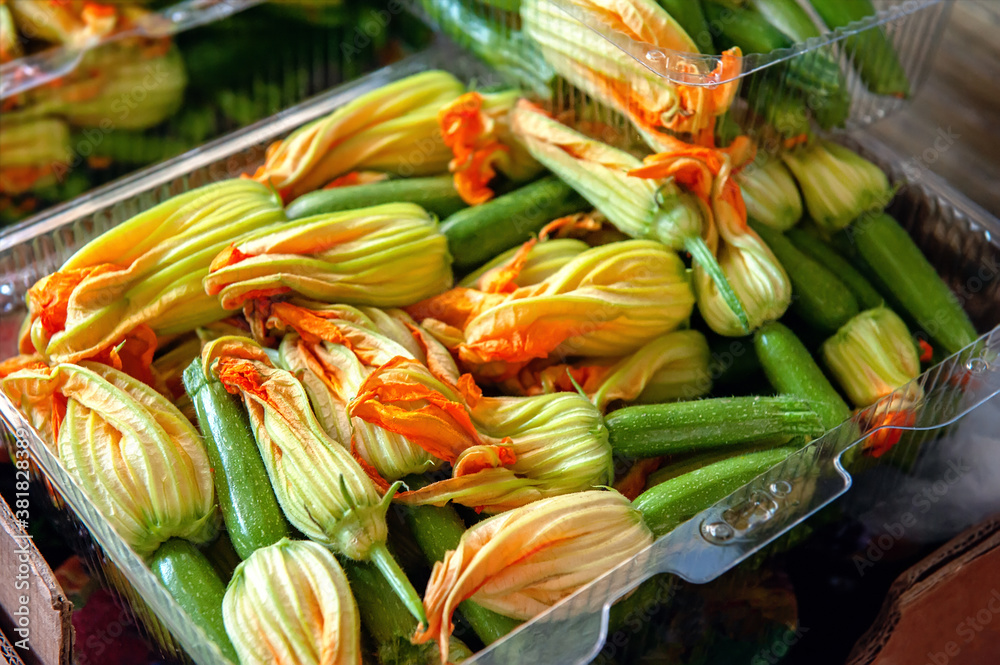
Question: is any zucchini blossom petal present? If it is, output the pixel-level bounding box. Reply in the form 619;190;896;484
409;237;695;381
204;203;452;311
521;0;740;142
21;180;286;365
822;307;923;408
781;140;892;233
252;70;465;201
439;89;542;205
273;301;457;481
1;362;217;557
413;490;653;663
394;387;613;513
224;538;362;665
737;157;803;231
499;329;712;410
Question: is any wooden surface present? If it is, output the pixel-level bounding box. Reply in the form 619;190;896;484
0;492;71;665
869;1;1000;217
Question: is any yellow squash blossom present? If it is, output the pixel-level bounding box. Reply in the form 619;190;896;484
20;180;286;367
1;362;217;557
390;385;614;513
499;329;712;410
510;102;753;333
414;490;653;663
438;89;542;205
251;70;465;201
521;0;741;144
204;203;452;312
269;301;459;480
224;539;362;665
822;307;923;409
408;237;694;381
629;133;792;336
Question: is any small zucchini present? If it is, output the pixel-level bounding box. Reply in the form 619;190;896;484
440;176;587;271
285;175;467;220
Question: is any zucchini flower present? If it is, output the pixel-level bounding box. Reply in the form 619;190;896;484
438;89;542;205
0;117;72;195
347;357;515;471
203;336;426;624
629;132;791;337
20;179;286;366
413;490;653;662
408;237;695;381
390;386;614;513
499;329;712;410
272;301;457;480
736;157;803;231
56;42;186;130
521;0;741;143
251;70;465;201
510;102;751;333
223;538;361;665
460;238;591;290
822;307;923;409
782;140;892;233
1;362;218;558
1;1;22;64
204;203;452;311
693;206;792;337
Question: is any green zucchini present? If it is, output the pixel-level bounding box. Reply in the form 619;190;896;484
183;360;291;560
605;396;823;459
752;220;860;333
785;227;884;310
285;175;467;220
150;538;238;662
402;477;522;645
807;0;909;96
343;559;473;664
848;213;978;356
441;176;587;271
657;0;715;53
634;447;799;537
754;321;852;430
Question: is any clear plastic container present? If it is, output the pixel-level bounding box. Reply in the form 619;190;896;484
408;0;954;142
1;44;998;665
0;0;423;226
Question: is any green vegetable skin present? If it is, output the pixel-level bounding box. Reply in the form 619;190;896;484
605;396;823;458
785;227;884;310
751;220;859;333
343;559;473;664
150;538;238;662
634;447;798;537
285;175;468;220
754;321;852;430
441;176;587;271
657;0;715;53
182;360;291;560
701;0;848;128
401;481;522;646
807;0;910;96
412;0;553;96
848;213;978;355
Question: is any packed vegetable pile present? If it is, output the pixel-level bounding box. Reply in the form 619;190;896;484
0;1;982;664
0;0;416;225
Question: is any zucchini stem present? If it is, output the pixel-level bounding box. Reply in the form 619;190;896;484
369;542;428;629
684;234;750;333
